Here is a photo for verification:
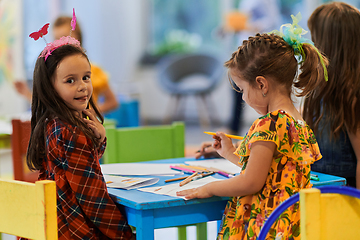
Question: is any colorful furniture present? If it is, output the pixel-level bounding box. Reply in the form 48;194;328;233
104;98;140;128
11;119;38;182
105;158;347;240
103;122;185;164
103;122;208;240
157;53;224;127
258;185;360;240
0;179;57;239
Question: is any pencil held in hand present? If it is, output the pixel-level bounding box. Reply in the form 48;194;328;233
204;131;244;140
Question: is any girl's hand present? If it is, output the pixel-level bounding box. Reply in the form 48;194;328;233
212;132;236;159
195;141;222;159
83;109;106;143
176;184;213;200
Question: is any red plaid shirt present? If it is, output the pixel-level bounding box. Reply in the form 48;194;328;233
39;118;133;240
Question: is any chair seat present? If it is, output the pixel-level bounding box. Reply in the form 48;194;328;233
173;74;215;94
157;53;224;126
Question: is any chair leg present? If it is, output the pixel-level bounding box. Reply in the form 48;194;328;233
201;93;221;126
163;95;182;124
196;222;207;240
177;226;187;240
195;95;210;128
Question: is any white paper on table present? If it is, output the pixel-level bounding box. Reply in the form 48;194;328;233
104;175;159;190
185;158;241;175
138;176;223;199
100;163;182;176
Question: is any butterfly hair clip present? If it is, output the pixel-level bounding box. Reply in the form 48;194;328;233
30;8;81;61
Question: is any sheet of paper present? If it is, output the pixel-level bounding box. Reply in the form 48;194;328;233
100;163;182;176
138;176;222;199
104;175;159;190
184;158;241;175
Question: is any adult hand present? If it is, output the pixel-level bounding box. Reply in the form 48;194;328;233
83;109;106;143
195;141;222;159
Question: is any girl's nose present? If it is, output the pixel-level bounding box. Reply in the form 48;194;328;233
78;80;87;91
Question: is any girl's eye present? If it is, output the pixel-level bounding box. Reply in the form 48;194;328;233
83;75;90;81
66;78;75;84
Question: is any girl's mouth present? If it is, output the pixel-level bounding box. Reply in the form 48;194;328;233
75;96;87;101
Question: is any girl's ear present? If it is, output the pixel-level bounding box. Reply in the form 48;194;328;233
255;76;269;95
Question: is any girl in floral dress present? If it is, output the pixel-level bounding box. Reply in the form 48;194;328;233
177;14;327;240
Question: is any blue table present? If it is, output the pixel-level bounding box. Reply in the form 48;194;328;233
106;157;346;240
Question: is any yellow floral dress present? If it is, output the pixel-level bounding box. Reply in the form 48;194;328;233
217;110;321;240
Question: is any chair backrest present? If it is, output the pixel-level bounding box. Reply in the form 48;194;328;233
157;53;224;95
103;122;185;164
11;119;39;182
258;186;360;240
0;179;57;240
300;186;360;240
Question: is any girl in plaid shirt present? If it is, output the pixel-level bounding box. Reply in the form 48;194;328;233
26;39;134;239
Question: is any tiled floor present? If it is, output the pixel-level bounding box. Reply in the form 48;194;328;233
0;105;258;240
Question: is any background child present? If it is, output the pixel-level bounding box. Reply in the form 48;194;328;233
304;2;360;189
26;29;133;239
177;17;327;239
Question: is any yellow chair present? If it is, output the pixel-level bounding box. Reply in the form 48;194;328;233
0;179;57;240
300;187;360;240
103;121;207;240
258;186;360;240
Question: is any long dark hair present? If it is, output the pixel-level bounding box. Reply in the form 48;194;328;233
305;2;360;138
224;33;328;99
27;44;103;171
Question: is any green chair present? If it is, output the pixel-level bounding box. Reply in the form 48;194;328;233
103;121;207;240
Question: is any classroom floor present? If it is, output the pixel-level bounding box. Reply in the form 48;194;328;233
0;108;257;240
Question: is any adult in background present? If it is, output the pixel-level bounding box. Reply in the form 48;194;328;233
304;2;360;188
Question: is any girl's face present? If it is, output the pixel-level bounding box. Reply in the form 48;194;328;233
53;54;92;115
229;68;268;115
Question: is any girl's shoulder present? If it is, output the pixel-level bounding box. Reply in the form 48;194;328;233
251;109;304;132
46;118;77;138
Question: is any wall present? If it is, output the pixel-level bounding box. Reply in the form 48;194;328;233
0;0;27;117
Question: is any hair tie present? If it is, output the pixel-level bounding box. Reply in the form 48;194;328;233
270;13;328;81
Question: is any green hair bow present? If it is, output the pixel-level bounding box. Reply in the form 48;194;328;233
270;13;328;81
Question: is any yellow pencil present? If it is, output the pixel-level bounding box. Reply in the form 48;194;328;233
204;131;244;140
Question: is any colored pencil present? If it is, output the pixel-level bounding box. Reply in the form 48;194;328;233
170;165;198;174
204;131;244;140
217;171;235;178
179;172;198;187
179;171;215;187
165;176;189;183
170;165;203;173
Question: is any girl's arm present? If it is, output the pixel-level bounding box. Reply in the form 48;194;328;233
58;128;132;238
97;85;119;113
348;128;360;189
177;141;275;199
